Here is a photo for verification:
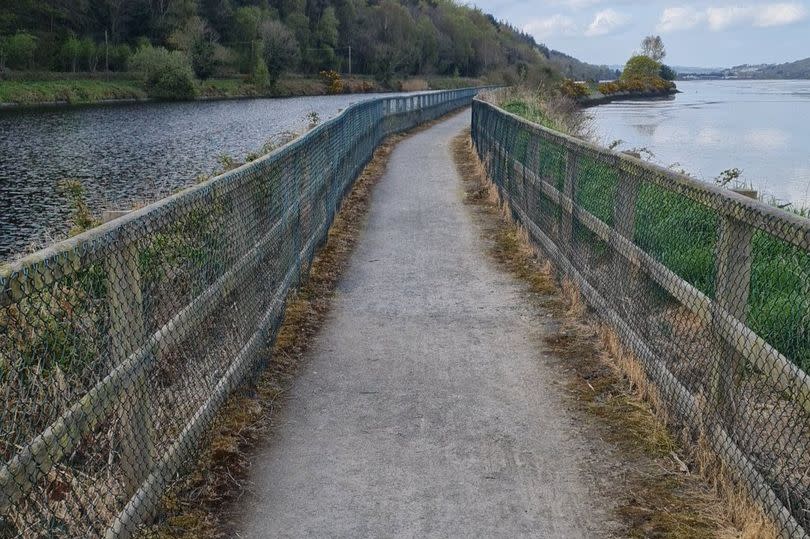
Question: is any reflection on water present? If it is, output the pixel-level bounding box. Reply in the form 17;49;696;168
0;92;407;259
589;80;810;208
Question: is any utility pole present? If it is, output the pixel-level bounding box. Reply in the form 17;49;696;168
105;29;109;74
348;46;352;79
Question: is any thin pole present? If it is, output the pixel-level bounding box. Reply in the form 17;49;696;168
105;29;109;74
348;46;352;78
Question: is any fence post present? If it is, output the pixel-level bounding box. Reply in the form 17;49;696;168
710;200;755;425
561;147;579;256
106;239;154;498
610;159;641;306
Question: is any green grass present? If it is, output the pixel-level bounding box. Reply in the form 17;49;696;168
503;103;810;372
0;79;146;105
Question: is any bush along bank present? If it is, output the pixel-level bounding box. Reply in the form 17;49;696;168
560;53;678;107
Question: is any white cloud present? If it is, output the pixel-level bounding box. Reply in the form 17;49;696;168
756;2;808;26
657;7;705;31
523;14;578;39
551;0;604;7
585;9;630;36
658;3;808;32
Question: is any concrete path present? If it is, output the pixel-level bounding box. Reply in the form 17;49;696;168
236;111;611;538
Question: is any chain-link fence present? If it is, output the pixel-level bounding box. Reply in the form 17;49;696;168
0;88;484;538
472;98;810;537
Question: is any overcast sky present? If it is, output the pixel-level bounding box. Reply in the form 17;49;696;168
469;0;810;67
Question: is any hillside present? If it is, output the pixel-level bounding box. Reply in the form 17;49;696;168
678;59;810;80
0;0;561;87
746;58;810;79
538;45;619;82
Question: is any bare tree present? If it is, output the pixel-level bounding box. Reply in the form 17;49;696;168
641;35;666;62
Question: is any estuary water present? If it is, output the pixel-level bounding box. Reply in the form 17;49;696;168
0;92;407;260
589;79;810;209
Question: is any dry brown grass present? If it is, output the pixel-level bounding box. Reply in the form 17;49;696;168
135;110;468;539
452;128;778;539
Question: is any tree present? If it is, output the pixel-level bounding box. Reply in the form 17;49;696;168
659;64;676;81
5;31;37;70
168;16;218;79
640;35;665;62
62;36;82;72
79;37;98;71
621;55;661;81
260;20;300;83
129;45;198;99
249;41;269;89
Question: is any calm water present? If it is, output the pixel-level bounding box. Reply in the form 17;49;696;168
589;79;810;209
0;93;408;260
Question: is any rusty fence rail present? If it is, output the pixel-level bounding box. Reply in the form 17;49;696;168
472;98;810;538
0;87;484;538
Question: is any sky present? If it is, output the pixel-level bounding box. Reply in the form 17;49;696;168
468;0;810;67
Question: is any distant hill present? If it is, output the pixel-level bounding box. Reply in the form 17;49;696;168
745;58;810;79
676;59;810;80
535;44;619;82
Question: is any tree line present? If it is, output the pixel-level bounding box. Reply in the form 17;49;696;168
0;0;560;87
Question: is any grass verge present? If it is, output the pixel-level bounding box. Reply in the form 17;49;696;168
135;109;467;539
0;76;486;106
452;128;778;539
0;79;146;105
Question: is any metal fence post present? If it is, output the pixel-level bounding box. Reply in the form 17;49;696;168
710;208;754;422
106;239;153;498
561;147;579;255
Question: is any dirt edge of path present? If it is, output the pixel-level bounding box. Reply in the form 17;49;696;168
451;128;778;539
136;110;469;539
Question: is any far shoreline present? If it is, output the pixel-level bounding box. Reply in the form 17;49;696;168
0;75;482;111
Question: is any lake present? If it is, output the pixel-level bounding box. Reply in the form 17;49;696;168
589;79;810;209
0;92;409;260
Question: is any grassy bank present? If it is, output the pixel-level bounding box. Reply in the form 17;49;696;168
0;79;147;105
0;75;484;107
491;91;810;372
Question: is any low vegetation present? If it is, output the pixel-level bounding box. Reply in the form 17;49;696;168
0;78;145;105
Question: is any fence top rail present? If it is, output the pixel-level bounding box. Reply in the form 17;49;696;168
473;98;810;250
0;87;486;288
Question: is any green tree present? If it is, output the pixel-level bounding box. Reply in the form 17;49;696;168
5;31;37;70
129;45;198;99
260;19;300;82
249;41;270;89
78;37;98;71
659;64;676;81
316;7;339;49
621;55;661;81
108;43;132;71
62;36;82;72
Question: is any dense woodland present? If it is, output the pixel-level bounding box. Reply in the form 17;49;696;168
0;0;582;86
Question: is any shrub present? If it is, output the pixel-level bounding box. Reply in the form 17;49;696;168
320;69;344;94
559;78;589;99
597;81;620;95
129;45;198;100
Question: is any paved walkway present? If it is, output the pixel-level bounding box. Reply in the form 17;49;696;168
237;111;610;538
